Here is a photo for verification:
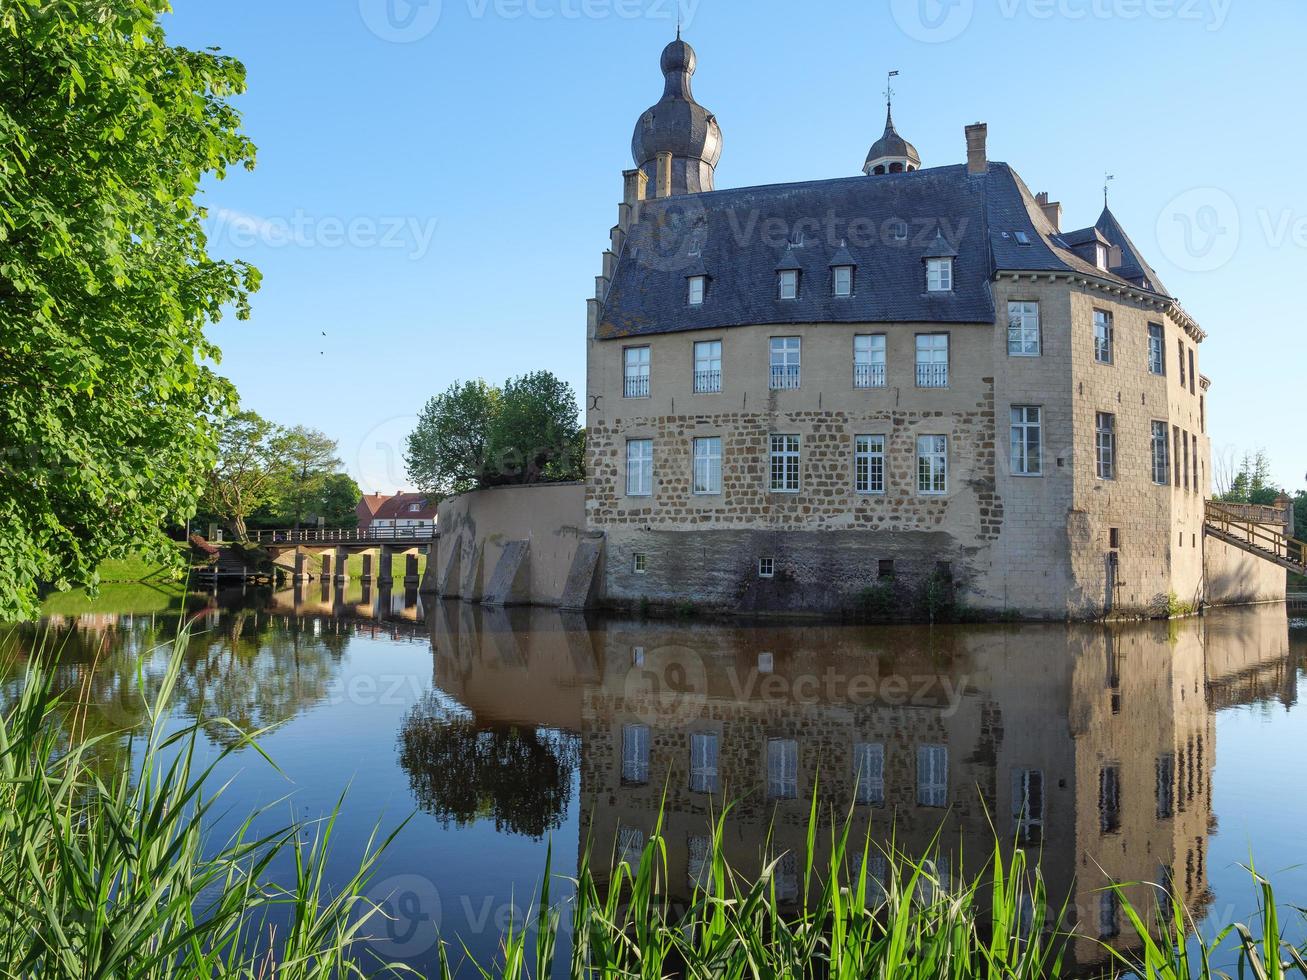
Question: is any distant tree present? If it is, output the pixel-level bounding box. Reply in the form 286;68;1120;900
1218;451;1282;506
273;426;341;529
199;412;286;541
1294;491;1306;539
485;372;583;485
306;473;361;528
404;380;500;499
0;2;258;618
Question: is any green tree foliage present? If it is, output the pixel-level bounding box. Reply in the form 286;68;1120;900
198;411;284;542
1219;451;1283;506
404;379;500;498
0;1;259;619
272;425;341;529
303;472;360;528
486;371;584;485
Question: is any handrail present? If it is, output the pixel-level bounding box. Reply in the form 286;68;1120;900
250;527;437;545
1206;500;1287;526
1204;501;1306;571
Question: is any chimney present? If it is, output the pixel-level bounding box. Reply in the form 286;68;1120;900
1107;244;1123;269
655;152;674;199
965;123;988;175
1035;191;1062;233
623;168;648;208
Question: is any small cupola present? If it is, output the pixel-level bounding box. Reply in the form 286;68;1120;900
864;73;921;176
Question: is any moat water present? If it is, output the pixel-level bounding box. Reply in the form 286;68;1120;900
5;583;1305;975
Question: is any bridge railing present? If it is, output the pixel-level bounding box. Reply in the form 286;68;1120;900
1204;501;1306;570
251;527;437;545
1206;500;1288;527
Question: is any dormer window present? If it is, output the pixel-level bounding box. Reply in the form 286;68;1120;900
687;275;706;306
1095;243;1109;271
889;220;908;242
833;265;854;297
778;269;799;300
926;258;953;292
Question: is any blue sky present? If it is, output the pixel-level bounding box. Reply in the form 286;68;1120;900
164;0;1305;494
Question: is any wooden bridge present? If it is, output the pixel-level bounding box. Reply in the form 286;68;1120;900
1204;501;1306;576
251;527;437;547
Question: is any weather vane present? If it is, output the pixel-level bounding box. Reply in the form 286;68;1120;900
1104;172;1115;207
885;69;900;109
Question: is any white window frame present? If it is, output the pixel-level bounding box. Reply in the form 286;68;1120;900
626;438;653;497
769;434;801;493
624;345;651;398
1148;323;1166;375
917;435;948;496
622;724;650;785
769;336;801;390
693;340;722;393
632;553;647;575
1095;413;1116;481
1093;310;1113;364
687;275;706;306
854;742;886;806
854;333;886;388
687;834;712;893
1011;767;1045;845
915;333;949;388
1151;420;1170;486
833;265;854;297
926;257;953;292
854;434;886;494
1010;405;1043;477
766;738;799;800
1007;301;1040;356
692;437;722;495
758;557;775;579
917;744;948;807
689;732;719;794
778;269;799;300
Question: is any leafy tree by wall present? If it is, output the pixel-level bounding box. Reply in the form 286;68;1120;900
198;412;285;542
0;2;258;618
404;380;500;499
485;371;584;485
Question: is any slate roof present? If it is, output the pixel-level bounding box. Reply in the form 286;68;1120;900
598;161;1173;340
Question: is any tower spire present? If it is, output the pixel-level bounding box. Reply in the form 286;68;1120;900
864;69;918;176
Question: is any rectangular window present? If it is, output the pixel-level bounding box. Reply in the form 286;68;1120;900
1188;348;1196;394
854;434;886;493
917;744;949;807
778;269;799;300
632;553;647;574
863;851;890;905
1095;413;1116;481
622;724;650;785
1007;302;1040;356
626;439;653;496
769;336;801;389
769;434;801;493
693;340;722;393
1011;768;1045;845
689;733;719;794
1099;765;1122;834
915;333;949;387
1151;421;1170;485
1173;426;1181;488
1182;429;1190;492
854;742;885;806
1094;310;1113;364
618;825;645;869
687;835;712;893
917;435;948;495
623;346;650;398
1156;754;1175;819
687;275;706;306
767;738;799;800
926;257;953;292
692;437;722;495
757;557;775;579
1099;891;1120;939
853;334;887;388
1148;323;1166;375
833;265;854;297
1192;435;1199;492
1178;339;1187;387
878;559;895;579
1010;405;1042;476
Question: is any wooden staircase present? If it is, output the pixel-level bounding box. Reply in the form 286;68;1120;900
1204;501;1307;576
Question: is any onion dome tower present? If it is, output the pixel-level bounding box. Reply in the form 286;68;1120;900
863;74;921;175
631;30;723;196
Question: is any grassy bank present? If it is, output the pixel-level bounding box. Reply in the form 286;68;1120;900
39;549;195;617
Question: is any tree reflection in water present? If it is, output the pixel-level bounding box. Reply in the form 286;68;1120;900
399;690;580;839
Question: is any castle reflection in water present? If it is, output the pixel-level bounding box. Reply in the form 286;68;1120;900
32;585;1300;973
420;599;1296;969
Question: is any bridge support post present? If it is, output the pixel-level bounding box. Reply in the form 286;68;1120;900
360;553;373;583
293;551;307;584
334;547;350;584
404;553;421;589
321;554;332;582
377;546;395;589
